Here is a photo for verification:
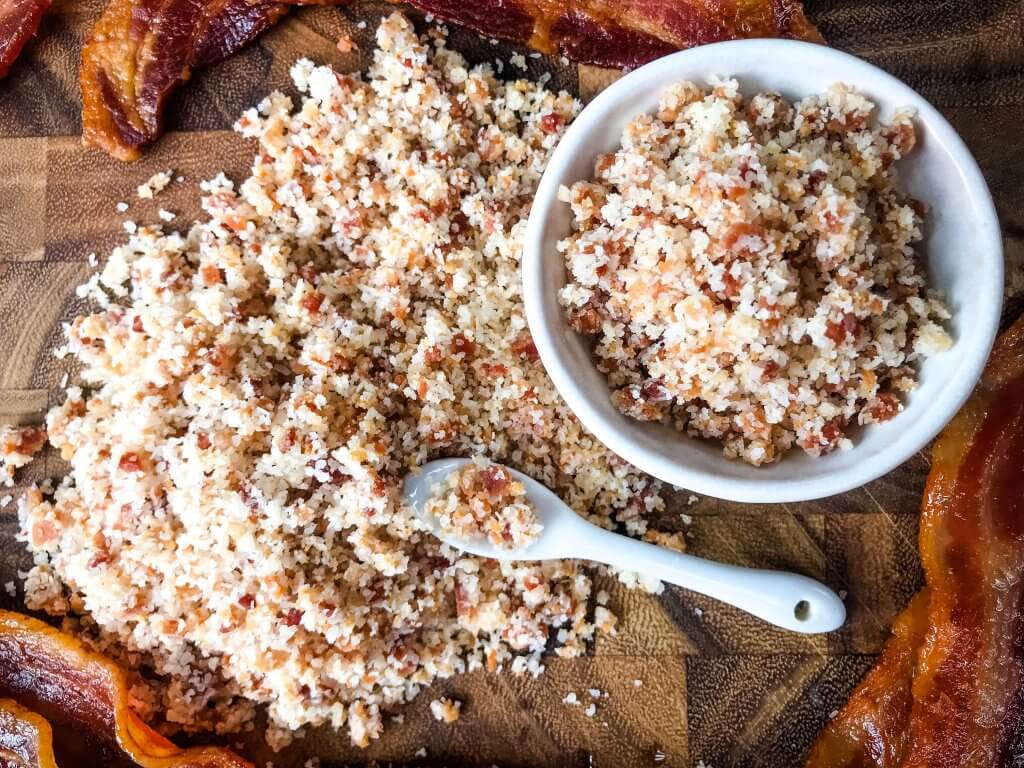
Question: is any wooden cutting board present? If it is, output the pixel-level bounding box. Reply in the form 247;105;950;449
0;1;1022;766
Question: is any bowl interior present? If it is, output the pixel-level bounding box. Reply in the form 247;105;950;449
526;41;1002;502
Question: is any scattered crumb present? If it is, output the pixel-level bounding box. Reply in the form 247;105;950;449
510;53;526;70
588;688;601;699
87;252;98;267
115;201;129;213
356;20;366;29
694;607;704;618
0;426;46;488
680;513;693;526
559;55;570;65
488;37;497;45
175;175;184;183
390;714;404;725
632;679;643;688
429;697;461;723
529;52;541;58
594;605;617;634
562;692;579;706
137;169;172;199
595;589;609;606
829;709;839;719
3;582;14;597
157;209;176;222
414;747;427;758
336;34;356;53
687;494;699;506
584;703;596;717
123;221;137;234
838;589;848;600
0;494;11;508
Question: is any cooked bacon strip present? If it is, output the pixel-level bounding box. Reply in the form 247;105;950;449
81;0;292;161
407;0;823;69
806;315;1024;768
804;592;929;767
0;610;252;767
0;698;59;768
0;0;50;79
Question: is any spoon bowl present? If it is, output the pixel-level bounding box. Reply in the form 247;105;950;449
404;458;847;634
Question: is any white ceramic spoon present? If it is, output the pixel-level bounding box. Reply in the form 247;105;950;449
404;458;846;634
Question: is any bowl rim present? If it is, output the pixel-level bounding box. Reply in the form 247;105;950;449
523;38;1004;502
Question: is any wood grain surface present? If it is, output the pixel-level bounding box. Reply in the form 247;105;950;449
0;1;1022;767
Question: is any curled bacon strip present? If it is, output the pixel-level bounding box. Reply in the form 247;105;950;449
806;314;1024;768
0;0;51;79
0;698;59;768
409;0;823;70
0;610;251;768
80;0;293;161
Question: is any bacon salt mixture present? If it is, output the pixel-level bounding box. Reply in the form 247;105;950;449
559;80;952;465
424;459;542;550
19;13;666;749
0;426;46;487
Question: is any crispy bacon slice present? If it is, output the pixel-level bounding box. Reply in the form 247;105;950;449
806;315;1024;768
80;0;292;161
0;610;252;768
0;698;59;768
0;0;51;79
408;0;823;70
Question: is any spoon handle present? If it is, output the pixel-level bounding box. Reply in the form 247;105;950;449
572;526;846;633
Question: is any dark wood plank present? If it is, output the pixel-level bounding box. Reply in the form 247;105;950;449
0;1;1022;767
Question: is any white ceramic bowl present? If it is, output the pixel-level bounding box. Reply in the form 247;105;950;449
524;39;1003;503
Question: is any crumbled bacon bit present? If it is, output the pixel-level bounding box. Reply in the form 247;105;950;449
639;380;669;402
539;112;564;134
280;608;304;627
825;313;862;345
207;344;235;370
806;169;826;194
511;331;539;362
2;426;46;457
299;291;325;315
480;465;508;496
117;452;142;473
238;594;256;609
568;304;603;334
132;315;145;333
480;363;508;378
865;392;901;423
196;432;211;450
451;333;476;358
201;264;225;285
88;552;112;568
